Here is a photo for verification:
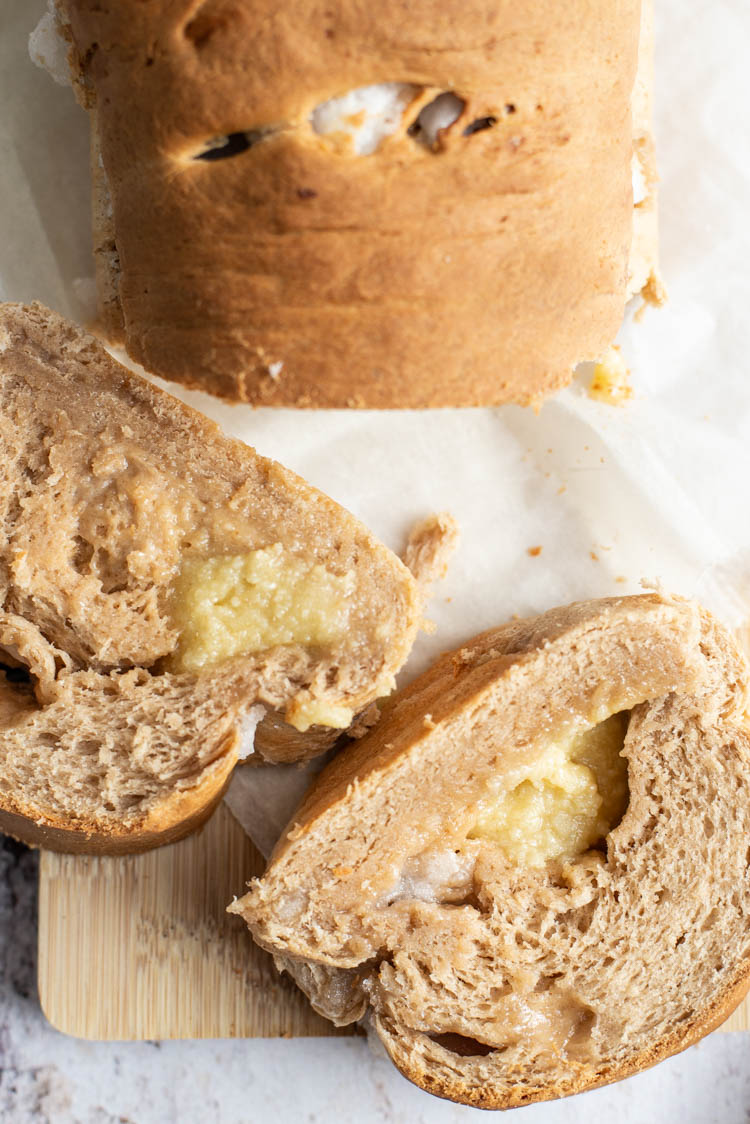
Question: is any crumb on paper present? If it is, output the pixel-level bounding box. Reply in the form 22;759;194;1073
636;272;668;320
590;551;599;562
615;576;627;584
527;546;543;557
402;512;460;592
589;347;633;406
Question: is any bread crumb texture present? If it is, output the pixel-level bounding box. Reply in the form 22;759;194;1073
0;303;420;850
235;594;750;1108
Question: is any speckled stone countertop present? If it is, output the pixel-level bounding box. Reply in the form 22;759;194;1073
0;843;748;1124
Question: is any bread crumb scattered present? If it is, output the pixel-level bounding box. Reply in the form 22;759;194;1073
527;546;543;557
589;346;633;406
402;512;459;592
637;272;668;318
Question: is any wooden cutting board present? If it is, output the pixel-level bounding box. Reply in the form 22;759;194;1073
37;801;749;1039
37;802;349;1040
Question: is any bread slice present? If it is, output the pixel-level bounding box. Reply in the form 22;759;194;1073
232;595;750;1108
0;302;420;853
54;0;658;408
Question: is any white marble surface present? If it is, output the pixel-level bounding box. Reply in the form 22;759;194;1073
2;0;750;1121
0;841;749;1123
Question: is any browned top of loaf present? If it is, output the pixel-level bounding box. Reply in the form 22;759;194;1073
61;0;640;407
234;595;750;1108
0;302;419;847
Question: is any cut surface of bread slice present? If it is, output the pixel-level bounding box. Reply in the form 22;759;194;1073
0;302;420;852
233;594;750;1108
54;0;657;408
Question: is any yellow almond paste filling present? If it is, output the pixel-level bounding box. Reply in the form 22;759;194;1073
469;713;630;867
167;544;353;675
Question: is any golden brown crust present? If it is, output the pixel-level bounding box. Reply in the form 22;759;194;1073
391;966;750;1110
60;0;642;407
0;758;232;856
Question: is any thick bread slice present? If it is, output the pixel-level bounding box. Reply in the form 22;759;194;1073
56;0;652;408
233;594;750;1108
0;302;420;853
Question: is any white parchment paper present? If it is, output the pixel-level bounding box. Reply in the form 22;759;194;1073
3;0;750;857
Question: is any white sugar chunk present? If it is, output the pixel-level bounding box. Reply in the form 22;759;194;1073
311;83;420;155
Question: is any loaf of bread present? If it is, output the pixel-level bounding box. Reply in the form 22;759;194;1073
53;0;659;408
0;302;421;852
233;595;750;1108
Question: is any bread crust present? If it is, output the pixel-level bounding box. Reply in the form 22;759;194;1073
0;754;233;855
59;0;645;407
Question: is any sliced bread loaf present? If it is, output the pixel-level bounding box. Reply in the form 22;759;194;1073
233;594;750;1108
0;302;420;852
